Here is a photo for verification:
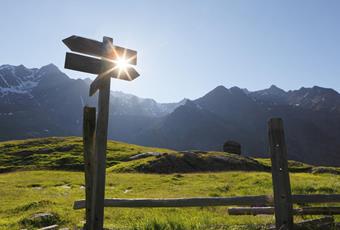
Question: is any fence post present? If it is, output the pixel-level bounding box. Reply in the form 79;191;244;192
83;106;96;230
268;118;293;230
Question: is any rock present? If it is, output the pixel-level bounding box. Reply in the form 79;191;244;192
128;152;163;160
20;212;62;229
179;150;208;154
223;140;241;155
38;225;58;230
311;167;340;175
59;185;71;189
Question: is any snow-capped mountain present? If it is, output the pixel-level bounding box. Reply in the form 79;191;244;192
1;63;340;166
0;64;184;141
0;64;38;96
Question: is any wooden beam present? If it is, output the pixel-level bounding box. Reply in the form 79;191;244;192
82;107;96;230
73;195;274;209
90;37;113;230
228;206;340;215
63;35;137;65
268;118;294;230
292;194;340;203
73;194;340;210
89;74;107;97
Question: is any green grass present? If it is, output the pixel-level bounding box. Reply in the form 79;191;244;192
0;137;173;172
0;137;340;229
1;137;331;174
0;170;339;229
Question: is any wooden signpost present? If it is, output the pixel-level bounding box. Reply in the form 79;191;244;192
63;35;139;230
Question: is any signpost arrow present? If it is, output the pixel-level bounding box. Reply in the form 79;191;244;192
63;35;137;65
64;52;139;81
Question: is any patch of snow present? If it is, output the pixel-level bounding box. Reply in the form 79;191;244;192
0;67;40;97
0;65;13;70
0;73;10;87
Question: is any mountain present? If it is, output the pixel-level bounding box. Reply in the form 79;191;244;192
0;64;340;166
83;78;187;117
133;85;340;166
0;64;183;141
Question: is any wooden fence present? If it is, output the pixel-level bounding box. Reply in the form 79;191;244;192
78;108;340;229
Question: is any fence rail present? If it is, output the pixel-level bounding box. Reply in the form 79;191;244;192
73;194;340;210
228;206;340;215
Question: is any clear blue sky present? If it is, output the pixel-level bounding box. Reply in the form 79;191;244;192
1;0;339;102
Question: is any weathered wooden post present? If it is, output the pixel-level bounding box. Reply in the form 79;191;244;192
82;106;96;229
63;35;139;230
90;37;112;230
268;118;294;230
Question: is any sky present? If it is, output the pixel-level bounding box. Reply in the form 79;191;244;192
0;0;339;102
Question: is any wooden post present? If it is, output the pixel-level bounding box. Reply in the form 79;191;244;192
268;118;293;230
82;106;96;230
90;37;113;230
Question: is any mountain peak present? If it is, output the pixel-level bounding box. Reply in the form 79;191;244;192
211;85;229;93
0;64;14;70
267;84;286;94
311;86;338;94
229;86;244;94
269;84;280;90
252;85;286;97
39;63;60;73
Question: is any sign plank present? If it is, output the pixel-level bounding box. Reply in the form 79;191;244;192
63;35;137;65
64;52;139;81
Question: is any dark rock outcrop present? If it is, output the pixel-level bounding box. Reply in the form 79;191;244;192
223;140;241;155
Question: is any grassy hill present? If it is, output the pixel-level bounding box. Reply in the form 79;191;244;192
0;137;339;229
1;137;336;174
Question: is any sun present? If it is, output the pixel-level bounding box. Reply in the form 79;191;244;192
115;57;130;71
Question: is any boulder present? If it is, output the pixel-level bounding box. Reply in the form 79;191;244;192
223;140;241;155
20;212;62;229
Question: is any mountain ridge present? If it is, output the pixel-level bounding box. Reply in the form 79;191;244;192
1;64;340;166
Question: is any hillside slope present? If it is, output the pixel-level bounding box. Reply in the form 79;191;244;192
1;137;339;174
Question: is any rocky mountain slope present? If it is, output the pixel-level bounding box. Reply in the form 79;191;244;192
132;85;340;166
1;64;340;166
0;64;183;141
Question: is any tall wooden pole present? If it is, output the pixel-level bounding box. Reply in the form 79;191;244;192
268;118;294;230
82;106;96;229
90;37;113;230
